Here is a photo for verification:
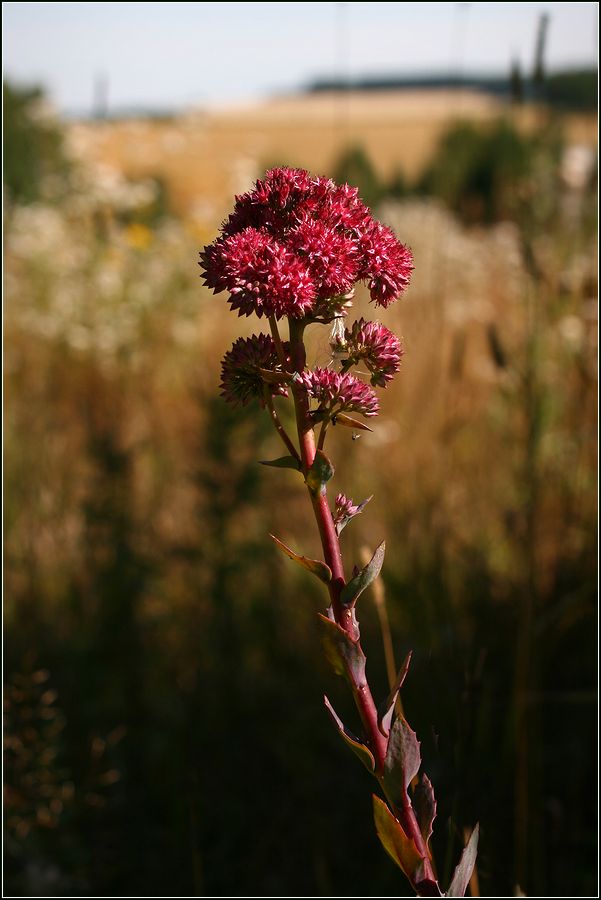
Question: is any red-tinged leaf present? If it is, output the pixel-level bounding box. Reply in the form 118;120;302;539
269;534;332;584
340;541;386;606
324;695;375;773
383;716;421;812
333;413;374;432
259;456;301;470
414;877;443;897
446;824;480;897
378;651;412;737
372;794;425;881
305;449;334;495
413;772;437;850
316;613;366;683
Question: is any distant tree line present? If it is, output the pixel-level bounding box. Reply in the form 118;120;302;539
307;67;597;112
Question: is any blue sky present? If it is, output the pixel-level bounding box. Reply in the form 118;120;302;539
3;1;598;114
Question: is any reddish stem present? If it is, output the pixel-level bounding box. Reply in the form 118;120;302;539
264;388;301;463
288;323;383;753
268;315;287;367
287;317;436;885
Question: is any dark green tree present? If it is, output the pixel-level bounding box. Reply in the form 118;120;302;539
332;145;383;209
3;81;69;204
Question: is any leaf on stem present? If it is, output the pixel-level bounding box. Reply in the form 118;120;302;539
259;456;301;470
372;794;425;882
413;772;437;851
340;541;386;606
258;367;292;384
316;612;366;684
332;413;374;432
378;651;412;737
414;877;444;897
323;696;375;773
382;716;421;812
305;449;334;495
269;534;332;584
446;824;480;897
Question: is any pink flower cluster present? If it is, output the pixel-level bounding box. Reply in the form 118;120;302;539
297;367;379;418
333;318;404;387
220;334;288;407
332;492;372;534
200;167;413;319
201;228;316;320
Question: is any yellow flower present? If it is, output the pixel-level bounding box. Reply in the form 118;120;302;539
124;223;152;251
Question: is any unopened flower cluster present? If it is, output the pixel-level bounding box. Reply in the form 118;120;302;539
332;493;372;534
332;318;403;388
200;167;413;420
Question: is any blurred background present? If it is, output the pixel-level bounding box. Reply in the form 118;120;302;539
3;2;598;896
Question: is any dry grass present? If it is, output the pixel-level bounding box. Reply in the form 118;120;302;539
4;94;598;895
67;89;598;224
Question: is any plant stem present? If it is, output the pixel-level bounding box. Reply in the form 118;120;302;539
317;417;329;451
263;388;301;462
269;315;287;367
287;318;437;882
360;544;403;716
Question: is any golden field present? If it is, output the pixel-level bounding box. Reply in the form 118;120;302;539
67;88;598;223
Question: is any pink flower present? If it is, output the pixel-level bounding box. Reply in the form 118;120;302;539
359;222;414;307
222;168;332;237
200;228;316;319
297;367;379;418
321;183;372;234
252;166;321;211
332;492;372;534
220;334;289;406
200;167;414;319
336;318;404;387
288;218;360;301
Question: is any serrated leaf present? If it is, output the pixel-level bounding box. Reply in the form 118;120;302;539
340;541;386;606
373;794;425;881
447;824;480;897
270;534;332;584
413;773;437;850
324;696;375;773
378;651;412;737
259;456;301;470
383;716;421;812
305;449;334;495
332;413;374;432
316;612;366;683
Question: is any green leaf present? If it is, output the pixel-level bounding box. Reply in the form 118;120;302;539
259;456;301;470
316;612;366;683
447;824;480;897
269;534;332;584
372;794;425;881
378;651;412;736
413;773;437;850
340;540;385;606
332;413;374;432
382;716;421;813
305;449;334;495
324;695;375;773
